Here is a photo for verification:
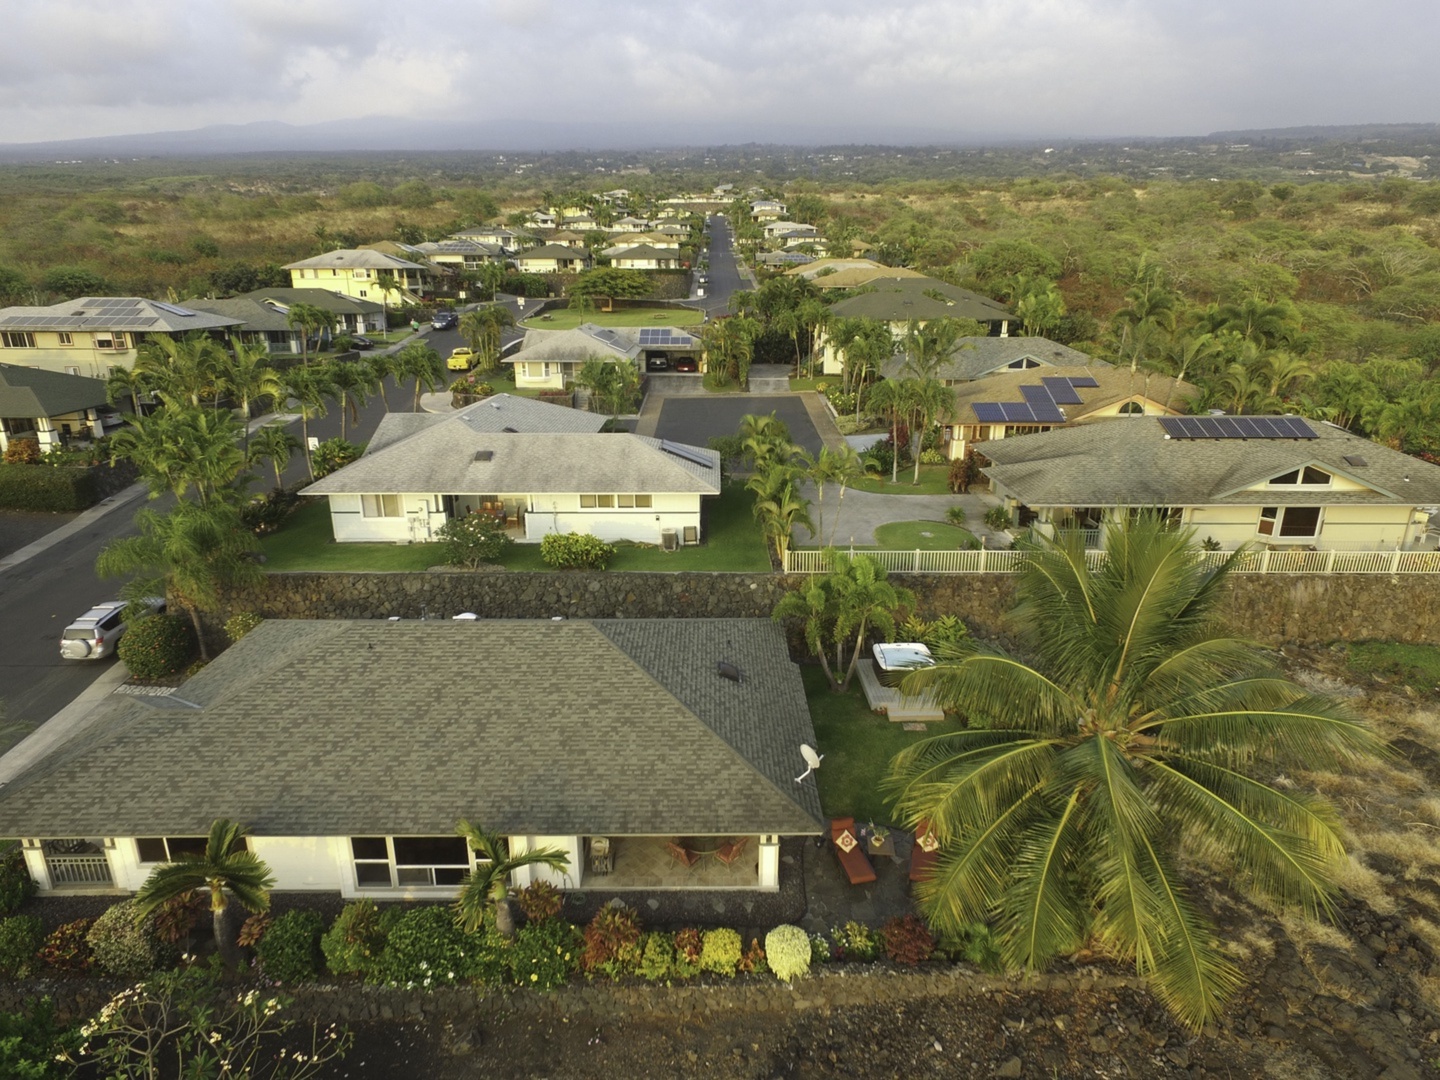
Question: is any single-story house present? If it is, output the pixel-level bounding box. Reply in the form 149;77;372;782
980;414;1440;552
302;408;721;545
936;365;1192;459
881;336;1107;386
0;618;824;898
626;232;682;251
180;297;306;355
783;258;923;285
451;227;527;251
757;251;815;269
512;244;594;274
606;244;682;271
0;298;241;379
506;324;642;391
817;278;1015;374
283;250;432;306
233;289;386;336
0;364;120;452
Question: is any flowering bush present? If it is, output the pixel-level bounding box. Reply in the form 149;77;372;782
3;439;40;465
0;915;43;978
809;932;833;965
765;925;811;982
116;613;194;680
880;915;935;966
506;918;581;991
87;900;177;978
515;881;562;924
224;611;265;643
39;918;95;973
830;921;878;962
672;927;703;977
699;928;742;976
436;512;515;568
256;910;324;984
372;906;477;988
540;532;617;570
635;931;675;982
320;900;395;980
580;905;642;979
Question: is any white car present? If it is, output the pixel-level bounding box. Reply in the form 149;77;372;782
60;598;166;660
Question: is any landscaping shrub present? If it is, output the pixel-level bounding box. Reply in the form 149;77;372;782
239;487;300;534
87;900;175;978
934;923;1004;972
310;438;363;480
944;505;967;526
672;927;703;977
737;937;768;975
919;448;945;465
0;915;43;978
374;906;482;988
3;439;40;465
515;881;562;924
0;845;35;915
983;505;1011;531
117;613;194;680
224;611;264;644
38;918;94;973
152;891;207;945
507;917;582;991
540;532;616;571
0;463;105;511
255;910;324;984
436;513;515;568
698;928;742;976
580;905;643;979
765;925;811;982
635;931;675;982
880;914;935;966
808;932;833;965
0;998;79;1078
898;614;969;653
830;921;878;961
321;899;394;979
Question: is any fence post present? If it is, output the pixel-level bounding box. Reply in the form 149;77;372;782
1390;548;1402;575
915;549;921;573
1260;549;1272;574
1324;549;1335;575
980;547;988;574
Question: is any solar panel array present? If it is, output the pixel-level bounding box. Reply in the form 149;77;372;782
150;300;200;318
1068;375;1101;388
1040;376;1084;404
971;374;1096;425
637;327;696;347
1158;415;1318;440
0;297;202;331
658;440;713;467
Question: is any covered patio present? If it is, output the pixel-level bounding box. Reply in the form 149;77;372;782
582;835;760;890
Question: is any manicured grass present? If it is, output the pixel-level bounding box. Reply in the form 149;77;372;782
1347;642;1440;693
803;665;963;825
788;377;824;392
872;520;979;550
520;308;705;331
848;464;955;496
259;483;771;573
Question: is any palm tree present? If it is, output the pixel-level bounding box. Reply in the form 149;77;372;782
865;378;917;484
285;303;334;365
323;360;372;440
134;333;223;408
108;406;248;508
747;466;813;568
248;423;300;489
738;411;795;473
96;502;263;661
134;818;275;966
392;342;445;412
904;378;954;484
280;368;331;480
804;445;862;547
106;365;148;417
885;515;1379;1029
222;336;282;455
459;305;516;374
453;820;570;938
364;352;395;413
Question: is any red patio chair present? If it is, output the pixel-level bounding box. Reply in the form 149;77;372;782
715;836;750;865
910;818;941;883
830;817;877;885
666;840;701;869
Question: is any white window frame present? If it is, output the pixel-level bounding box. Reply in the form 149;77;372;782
1;331;35;348
1267;466;1331;488
1258;505;1322;539
361;493;403;518
135;835;224;864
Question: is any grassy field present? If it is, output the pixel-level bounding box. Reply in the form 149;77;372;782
872;520;979;550
260;482;770;573
520;308;705;331
803;665;963;825
849;464;954;496
1347;642;1440;694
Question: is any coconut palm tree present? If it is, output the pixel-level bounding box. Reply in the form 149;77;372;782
248;423;300;490
903;377;954;485
803;444;862;547
134;818;275;966
96;502;263;661
323;359;372;440
364;352;395;413
106;365;149;417
865;377;917;484
280;367;331;480
392;342;445;412
885;515;1380;1030
460;305;515;374
221;336;282;455
453;820;570;937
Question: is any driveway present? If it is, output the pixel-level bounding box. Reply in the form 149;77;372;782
652;394;824;455
792;486;1005;548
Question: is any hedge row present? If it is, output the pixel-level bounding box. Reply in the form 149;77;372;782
0;462;134;512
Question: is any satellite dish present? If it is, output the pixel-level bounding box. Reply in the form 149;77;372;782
795;743;824;784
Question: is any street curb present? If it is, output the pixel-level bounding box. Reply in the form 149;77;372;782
0;481;151;576
0;662;130;785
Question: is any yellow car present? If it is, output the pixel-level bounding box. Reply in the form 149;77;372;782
447;347;476;370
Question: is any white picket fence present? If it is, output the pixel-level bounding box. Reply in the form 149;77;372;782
784;547;1440;576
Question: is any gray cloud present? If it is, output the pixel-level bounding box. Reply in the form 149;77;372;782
0;0;1434;145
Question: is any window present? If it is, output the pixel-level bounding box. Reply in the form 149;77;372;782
353;269;369;279
1269;467;1331;486
1;332;35;348
95;333;126;351
57;332;73;346
1006;357;1040;369
1118;401;1145;415
361;494;403;518
1258;506;1321;538
351;836;471;888
358;290;367;298
616;494;652;508
136;835;224;863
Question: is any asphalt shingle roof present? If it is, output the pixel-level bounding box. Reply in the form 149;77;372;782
0;297;241;333
0;619;823;837
981;417;1440;507
0;364;109;416
360;395;605;455
282;249;426;271
946;366;1196;422
510;324;641;363
828;278;1012;324
884;336;1108;382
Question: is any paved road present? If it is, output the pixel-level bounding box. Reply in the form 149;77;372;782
694;215;748;315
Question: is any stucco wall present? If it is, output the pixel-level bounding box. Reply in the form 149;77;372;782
216;570;1440;647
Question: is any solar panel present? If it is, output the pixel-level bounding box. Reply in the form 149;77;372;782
972;402;1007;423
1068;375;1101;388
1040;377;1084;404
1027;401;1065;423
1159;415;1319;440
150;300;198;317
658;440;713;467
1020;384;1054;406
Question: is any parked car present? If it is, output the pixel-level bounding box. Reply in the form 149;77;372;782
447;347;476;371
646;357;670;372
674;357;698;373
432;311;459;331
350;335;376;351
60;598;166;660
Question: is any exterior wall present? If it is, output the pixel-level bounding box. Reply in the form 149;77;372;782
0;329;138;378
325;493;447;543
1182;503;1420;550
287;267;428;306
513;361;570;389
522;492;703;544
508;835;585;891
253;837;349;892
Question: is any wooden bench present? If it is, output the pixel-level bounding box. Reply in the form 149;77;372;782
830;817;877;885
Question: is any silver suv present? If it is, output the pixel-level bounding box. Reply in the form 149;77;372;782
60;599;165;660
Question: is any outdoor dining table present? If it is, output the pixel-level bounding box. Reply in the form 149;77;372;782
857;825;899;862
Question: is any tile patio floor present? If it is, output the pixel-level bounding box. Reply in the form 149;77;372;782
583;836;759;890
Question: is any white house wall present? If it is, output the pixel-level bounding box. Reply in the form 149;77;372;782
523;493;703;544
253;837;349;891
507;835;585;891
325;493;447;543
1175;504;1419;550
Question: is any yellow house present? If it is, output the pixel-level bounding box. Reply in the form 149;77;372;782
0;297;241;378
512;244;594;275
282;250;432;307
981;415;1440;553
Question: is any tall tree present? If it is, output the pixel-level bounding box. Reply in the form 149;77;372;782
134;819;275;966
134;333;223;409
865;377;917;484
903;377;955;484
901;318;967;379
459;305;515;374
885;515;1378;1029
281;367;332;479
106;364;148;418
392;342;446;412
323;359;372;440
747;463;813;568
453;821;570;938
803;444;862;547
221;336;281;455
248;422;300;490
108;406;248;508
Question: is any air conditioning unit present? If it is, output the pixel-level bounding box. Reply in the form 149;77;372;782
661;528;679;552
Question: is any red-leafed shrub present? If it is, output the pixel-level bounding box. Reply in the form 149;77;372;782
881;914;935;966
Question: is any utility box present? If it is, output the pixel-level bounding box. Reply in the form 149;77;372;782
661;529;679;552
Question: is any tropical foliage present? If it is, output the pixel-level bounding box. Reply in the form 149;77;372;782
452;821;570;937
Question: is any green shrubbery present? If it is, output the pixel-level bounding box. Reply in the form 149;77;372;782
580;905;643;979
436;513;515;568
983;505;1011;531
374;906;495;988
0;846;35;915
507;918;582;991
764;925;811;982
86;900;176;978
116;613;194;680
239;487;300;534
635;931;676;982
224;611;264;643
255;910;324;984
0;463;108;511
830;921;879;961
540;532;616;570
0;915;43;978
320;900;395;981
699;928;742;976
38;919;94;973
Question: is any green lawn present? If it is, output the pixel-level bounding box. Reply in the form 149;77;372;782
803;665;964;825
872;520;979;550
1347;642;1440;694
520;308;705;331
260;482;770;573
849;464;954;496
789;377;824;392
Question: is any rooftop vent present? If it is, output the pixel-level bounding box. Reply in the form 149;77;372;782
474;450;494;462
502;426;518;433
717;661;743;684
1342;455;1369;468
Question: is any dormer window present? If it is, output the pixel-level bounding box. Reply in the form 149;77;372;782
1269;466;1330;486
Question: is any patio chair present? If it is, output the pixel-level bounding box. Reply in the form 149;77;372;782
590;836;613;875
909;818;940;883
666;840;701;869
830;817;877;885
715;836;750;866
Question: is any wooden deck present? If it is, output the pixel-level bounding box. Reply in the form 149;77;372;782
856;660;944;722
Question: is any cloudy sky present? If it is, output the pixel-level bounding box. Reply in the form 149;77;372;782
2;0;1434;146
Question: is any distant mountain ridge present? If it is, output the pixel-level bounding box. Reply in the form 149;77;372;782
1207;123;1440;142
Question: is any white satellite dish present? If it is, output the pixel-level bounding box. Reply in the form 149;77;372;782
795;744;824;784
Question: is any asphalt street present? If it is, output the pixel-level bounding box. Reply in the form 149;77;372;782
696;215;747;314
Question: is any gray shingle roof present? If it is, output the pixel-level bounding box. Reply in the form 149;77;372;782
0;619;823;837
828;279;1012;324
359;394;608;454
516;244;592;261
0;364;110;416
947;366;1195;422
981;417;1440;507
881;336;1108;382
301;431;720;497
509;324;641;363
0;297;242;333
282;249;426;271
180;296;294;333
